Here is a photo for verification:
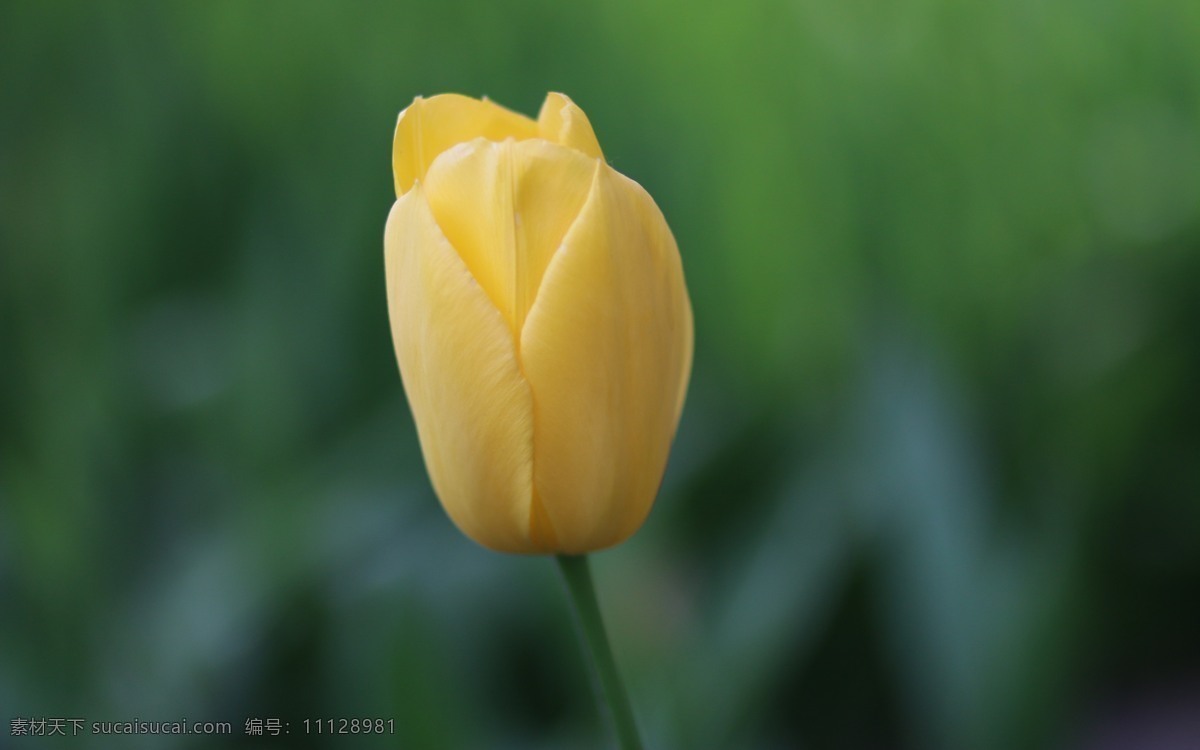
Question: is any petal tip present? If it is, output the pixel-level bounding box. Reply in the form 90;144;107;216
537;92;604;161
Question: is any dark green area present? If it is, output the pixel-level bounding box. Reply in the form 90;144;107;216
2;1;1198;748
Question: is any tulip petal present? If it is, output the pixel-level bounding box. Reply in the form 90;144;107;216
385;186;540;553
422;138;599;337
537;92;604;160
393;94;538;197
520;166;693;553
676;287;695;425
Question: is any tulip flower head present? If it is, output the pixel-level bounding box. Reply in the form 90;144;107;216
385;93;693;554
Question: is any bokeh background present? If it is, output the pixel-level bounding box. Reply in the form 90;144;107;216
2;1;1199;748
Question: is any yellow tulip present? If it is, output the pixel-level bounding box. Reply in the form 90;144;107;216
384;92;693;554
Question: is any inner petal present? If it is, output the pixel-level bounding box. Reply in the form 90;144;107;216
393;94;538;197
537;92;604;160
421;138;600;338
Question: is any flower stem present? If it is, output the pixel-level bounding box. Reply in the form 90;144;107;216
555;554;644;750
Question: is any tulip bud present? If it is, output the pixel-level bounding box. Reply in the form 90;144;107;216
384;92;693;554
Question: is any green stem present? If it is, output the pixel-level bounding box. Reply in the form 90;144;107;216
555;554;644;750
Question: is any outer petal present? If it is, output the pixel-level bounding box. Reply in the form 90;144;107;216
384;185;538;552
393;94;538;197
421;138;599;336
520;165;693;553
537;92;604;160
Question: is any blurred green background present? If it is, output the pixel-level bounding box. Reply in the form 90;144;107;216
2;1;1199;748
